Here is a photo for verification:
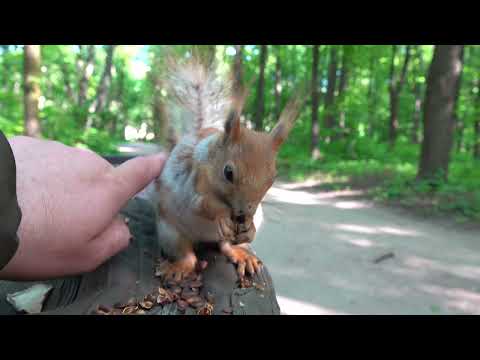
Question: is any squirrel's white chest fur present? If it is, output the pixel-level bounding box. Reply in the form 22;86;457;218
156;133;220;243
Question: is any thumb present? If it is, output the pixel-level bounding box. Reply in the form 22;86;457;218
108;153;167;208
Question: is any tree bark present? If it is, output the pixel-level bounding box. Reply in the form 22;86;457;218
149;48;169;145
337;46;350;135
253;45;268;131
367;54;376;137
274;48;282;120
233;45;243;92
388;45;411;146
311;45;321;159
23;45;42;138
85;45;116;131
93;45;116;114
152;79;168;145
109;63;125;137
412;87;422;144
338;47;349;97
323;46;338;135
411;46;425;144
454;46;466;152
78;45;95;106
417;45;464;181
1;45;10;91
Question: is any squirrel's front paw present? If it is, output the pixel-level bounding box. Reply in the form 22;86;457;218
235;221;256;244
217;216;236;243
220;243;263;277
156;253;197;282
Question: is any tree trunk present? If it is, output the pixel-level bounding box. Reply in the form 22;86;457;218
152;77;168;145
78;45;95;106
337;46;349;135
152;93;168;144
311;45;321;159
388;91;400;145
149;49;169;145
411;46;425;144
338;47;349;98
109;63;125;137
453;46;466;152
23;45;42;138
253;45;268;131
388;45;411;146
417;45;464;181
94;45;116;114
367;55;376;137
411;87;422;144
274;49;282;120
1;45;10;91
323;46;338;136
233;45;243;91
85;45;116;131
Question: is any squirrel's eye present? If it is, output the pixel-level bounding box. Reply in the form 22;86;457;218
223;164;234;183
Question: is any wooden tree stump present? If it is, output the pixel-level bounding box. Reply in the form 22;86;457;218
35;197;280;315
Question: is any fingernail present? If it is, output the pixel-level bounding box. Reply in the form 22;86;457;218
124;217;130;224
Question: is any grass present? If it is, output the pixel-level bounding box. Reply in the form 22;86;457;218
277;137;480;222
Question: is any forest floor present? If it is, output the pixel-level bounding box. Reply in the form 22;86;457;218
254;179;480;315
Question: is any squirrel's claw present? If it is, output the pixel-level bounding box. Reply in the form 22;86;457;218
220;243;263;277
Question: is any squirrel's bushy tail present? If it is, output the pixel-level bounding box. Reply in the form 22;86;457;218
164;55;233;145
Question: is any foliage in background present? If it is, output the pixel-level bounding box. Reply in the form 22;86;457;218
1;45;479;220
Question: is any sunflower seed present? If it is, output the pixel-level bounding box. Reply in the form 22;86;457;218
197;302;213;315
122;306;137;315
139;300;154;310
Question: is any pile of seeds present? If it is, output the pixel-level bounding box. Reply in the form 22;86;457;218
93;259;214;315
239;276;266;291
93;257;266;316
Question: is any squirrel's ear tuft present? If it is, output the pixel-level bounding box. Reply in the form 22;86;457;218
224;81;248;145
270;96;303;152
224;110;241;144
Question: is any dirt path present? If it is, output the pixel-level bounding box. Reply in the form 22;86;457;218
253;180;480;315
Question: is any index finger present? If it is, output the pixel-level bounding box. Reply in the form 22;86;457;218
108;153;167;208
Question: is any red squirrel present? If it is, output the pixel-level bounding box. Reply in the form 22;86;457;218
153;55;302;281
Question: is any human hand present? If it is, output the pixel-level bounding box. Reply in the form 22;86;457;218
0;136;166;280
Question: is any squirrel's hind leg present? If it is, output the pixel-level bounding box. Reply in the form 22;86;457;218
156;219;197;282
